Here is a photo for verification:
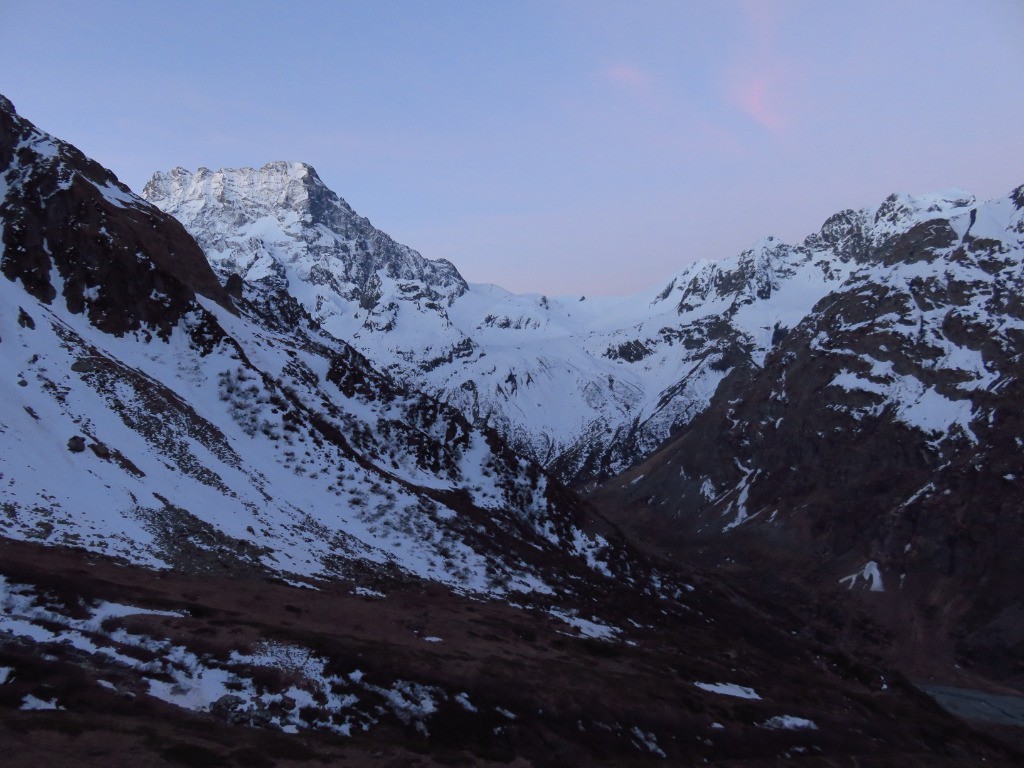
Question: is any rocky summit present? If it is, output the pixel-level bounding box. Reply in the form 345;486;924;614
1;92;1023;765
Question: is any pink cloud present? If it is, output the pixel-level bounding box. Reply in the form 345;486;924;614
730;66;788;132
604;64;652;92
724;1;793;133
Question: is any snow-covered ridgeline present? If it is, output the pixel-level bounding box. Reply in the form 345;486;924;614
145;167;1024;482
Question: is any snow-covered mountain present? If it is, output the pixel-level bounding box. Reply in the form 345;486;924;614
594;184;1024;685
4;95;1023;764
142;162;468;312
142;163;789;483
0;94;630;601
145;160;1024;687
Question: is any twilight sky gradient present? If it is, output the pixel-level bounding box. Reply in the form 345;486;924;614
2;0;1023;296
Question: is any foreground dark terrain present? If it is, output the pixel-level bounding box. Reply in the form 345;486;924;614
2;537;1020;766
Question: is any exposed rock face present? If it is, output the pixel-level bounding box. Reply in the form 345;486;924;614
0;96;229;338
593;189;1024;685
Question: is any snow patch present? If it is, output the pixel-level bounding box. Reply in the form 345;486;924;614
840;561;884;592
549;608;621;640
693;681;761;700
20;694;63;711
630;726;667;758
761;715;818;730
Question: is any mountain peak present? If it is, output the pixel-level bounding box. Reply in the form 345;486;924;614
143;161;334;219
142;161;469;327
872;188;976;233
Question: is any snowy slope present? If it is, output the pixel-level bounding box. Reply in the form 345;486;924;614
4;95;1023;764
142;157;1024;682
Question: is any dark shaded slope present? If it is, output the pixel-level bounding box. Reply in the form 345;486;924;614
0;94;229;338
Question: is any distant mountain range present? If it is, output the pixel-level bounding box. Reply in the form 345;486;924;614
2;92;1022;764
142;165;1024;490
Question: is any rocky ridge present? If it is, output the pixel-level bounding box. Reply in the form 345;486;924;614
142;163;467;319
0;95;228;339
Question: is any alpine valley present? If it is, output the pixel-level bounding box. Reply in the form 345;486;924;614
1;93;1021;766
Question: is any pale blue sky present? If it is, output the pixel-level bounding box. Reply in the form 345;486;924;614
3;1;1022;295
